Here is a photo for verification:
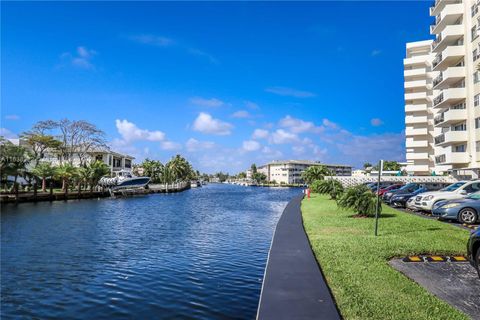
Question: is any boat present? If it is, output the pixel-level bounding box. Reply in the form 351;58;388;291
191;180;202;188
98;170;150;190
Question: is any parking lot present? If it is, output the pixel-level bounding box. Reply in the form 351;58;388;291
390;259;480;319
397;207;479;231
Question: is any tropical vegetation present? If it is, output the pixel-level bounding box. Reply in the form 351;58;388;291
301;165;331;184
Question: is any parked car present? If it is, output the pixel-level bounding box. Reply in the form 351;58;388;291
406;197;417;211
431;192;480;224
414;181;477;212
383;183;422;204
367;181;393;192
377;184;403;197
390;186;429;208
467;228;480;278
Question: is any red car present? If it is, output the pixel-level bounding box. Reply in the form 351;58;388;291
377;184;404;196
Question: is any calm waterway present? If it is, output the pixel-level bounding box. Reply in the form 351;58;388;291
1;184;300;319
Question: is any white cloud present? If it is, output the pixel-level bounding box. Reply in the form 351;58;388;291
245;101;259;110
371;49;382;57
370;118;384;126
322;118;338;129
160;141;182;151
265;86;316;98
242;140;261;152
115;119;165;142
126;34;174;47
232;110;251;118
187;48;219;64
185;138;215;152
0;128;17;139
4;114;20;120
61;46;97;69
252;128;269;139
279;115;324;134
190;97;224;107
270;129;298;144
192;112;233;135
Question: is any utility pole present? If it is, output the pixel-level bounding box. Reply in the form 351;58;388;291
375;160;383;236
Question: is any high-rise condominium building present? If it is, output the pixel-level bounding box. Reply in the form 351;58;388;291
404;0;480;178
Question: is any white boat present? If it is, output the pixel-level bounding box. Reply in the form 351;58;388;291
191;180;202;188
99;170;150;190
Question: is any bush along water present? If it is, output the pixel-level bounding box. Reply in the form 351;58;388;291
337;184;382;217
310;179;344;200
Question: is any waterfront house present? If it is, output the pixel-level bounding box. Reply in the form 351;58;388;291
9;138;134;175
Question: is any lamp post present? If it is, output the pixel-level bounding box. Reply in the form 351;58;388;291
375;160;383;236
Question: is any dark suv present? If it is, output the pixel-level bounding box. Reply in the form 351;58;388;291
467;228;480;278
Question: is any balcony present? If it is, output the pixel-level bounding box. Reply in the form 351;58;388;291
431;0;463;17
405;104;427;112
444;152;469;164
405;79;428;89
405;115;428;124
404;68;427;78
434;108;467;126
430;3;463;34
432;45;464;71
432;66;465;89
432;24;464;53
406;139;429;148
406;152;430;160
406;127;429;136
433;87;466;108
405;91;428;101
404;55;428;67
435;130;468;146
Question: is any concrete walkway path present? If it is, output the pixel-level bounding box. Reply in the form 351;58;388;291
257;195;341;320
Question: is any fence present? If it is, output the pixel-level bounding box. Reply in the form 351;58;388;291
326;176;457;188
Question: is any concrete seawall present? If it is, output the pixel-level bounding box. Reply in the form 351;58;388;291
257;195;341;320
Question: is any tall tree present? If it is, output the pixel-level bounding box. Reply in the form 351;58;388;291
54;163;77;193
21;132;62;166
251;163;257;174
0;142;32;194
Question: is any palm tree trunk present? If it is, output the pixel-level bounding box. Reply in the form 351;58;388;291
14;175;19;202
50;179;54;198
64;179;68;197
42;177;47;192
77;180;81;197
33;180;38;201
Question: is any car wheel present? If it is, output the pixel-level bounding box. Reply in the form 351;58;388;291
458;208;478;225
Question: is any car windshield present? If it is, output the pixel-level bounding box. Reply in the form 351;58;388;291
399;183;416;191
440;182;466;192
467;192;480;200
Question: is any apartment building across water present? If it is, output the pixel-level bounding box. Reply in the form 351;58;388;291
404;0;480;178
257;160;352;184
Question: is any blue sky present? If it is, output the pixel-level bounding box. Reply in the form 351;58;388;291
1;1;433;173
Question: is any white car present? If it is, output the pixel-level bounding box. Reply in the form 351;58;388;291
414;181;480;212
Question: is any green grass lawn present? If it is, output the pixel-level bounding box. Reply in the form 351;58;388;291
302;193;471;320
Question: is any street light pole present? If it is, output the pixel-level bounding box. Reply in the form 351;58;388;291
375;159;383;236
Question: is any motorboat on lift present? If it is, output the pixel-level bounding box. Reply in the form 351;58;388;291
98;170;150;190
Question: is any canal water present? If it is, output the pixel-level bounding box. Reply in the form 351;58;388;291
1;184;300;319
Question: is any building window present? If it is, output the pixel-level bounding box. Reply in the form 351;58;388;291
476;117;480;128
473;26;479;41
473;4;479;17
476;94;480;107
452;123;467;131
453;144;466;152
125;159;132;168
474;49;479;61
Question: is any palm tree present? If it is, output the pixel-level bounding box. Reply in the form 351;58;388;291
90;160;110;193
167;155;189;181
0;144;31;195
301;165;332;184
30;162;56;192
78;165;94;193
55;163;77;194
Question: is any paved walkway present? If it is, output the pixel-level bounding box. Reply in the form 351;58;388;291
257;195;341;320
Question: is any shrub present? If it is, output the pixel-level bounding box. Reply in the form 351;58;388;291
338;184;382;217
310;179;344;200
